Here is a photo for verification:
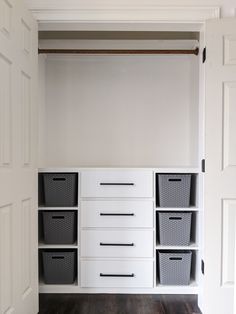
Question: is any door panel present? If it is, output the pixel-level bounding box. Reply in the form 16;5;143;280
224;35;236;65
0;204;14;314
0;0;12;38
205;18;236;314
0;52;11;167
222;200;236;287
21;71;31;166
223;81;236;168
0;0;38;313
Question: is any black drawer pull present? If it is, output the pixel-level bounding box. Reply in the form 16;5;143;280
52;216;65;219
168;178;182;182
100;183;134;186
100;213;135;216
100;242;134;247
169;217;182;220
169;257;182;261
53;178;66;181
52;256;65;259
100;273;135;278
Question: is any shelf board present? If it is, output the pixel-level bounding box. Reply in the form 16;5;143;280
157;279;197;287
38;167;200;173
38;206;79;211
39;279;79;293
156;242;199;250
38;242;78;249
39;280;78;287
156;207;199;212
155;280;198;294
154;168;200;174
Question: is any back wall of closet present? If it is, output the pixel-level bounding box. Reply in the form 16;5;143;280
38;39;199;168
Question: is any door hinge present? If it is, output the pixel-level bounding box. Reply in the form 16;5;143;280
201;260;205;275
201;159;205;173
202;47;206;63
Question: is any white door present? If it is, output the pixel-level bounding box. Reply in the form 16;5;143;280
0;0;38;314
204;18;236;314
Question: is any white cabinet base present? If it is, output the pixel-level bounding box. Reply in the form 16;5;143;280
38;167;201;296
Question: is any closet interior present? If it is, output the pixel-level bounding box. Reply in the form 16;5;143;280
37;28;204;297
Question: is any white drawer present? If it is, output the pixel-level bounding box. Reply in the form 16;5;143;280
80;170;153;198
81;200;154;228
81;230;153;258
81;260;153;288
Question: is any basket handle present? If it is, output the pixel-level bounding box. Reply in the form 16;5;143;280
52;177;66;181
168;178;182;182
51;256;65;259
52;216;65;219
169;257;182;261
169;217;182;220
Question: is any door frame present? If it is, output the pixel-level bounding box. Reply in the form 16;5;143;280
27;3;221;313
26;4;219;29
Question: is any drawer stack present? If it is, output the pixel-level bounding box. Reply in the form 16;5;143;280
80;170;154;288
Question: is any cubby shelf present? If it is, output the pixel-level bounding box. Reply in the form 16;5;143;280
156;207;199;212
156;243;199;250
39;280;78;286
154;168;200;174
38;206;79;211
38;242;78;249
155;280;199;294
39;280;79;293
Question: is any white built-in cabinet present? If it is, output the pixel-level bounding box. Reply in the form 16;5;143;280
38;168;202;295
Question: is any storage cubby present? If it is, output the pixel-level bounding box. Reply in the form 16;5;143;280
38;211;77;246
157;211;192;246
155;173;198;209
156;250;197;287
39;249;78;285
38;172;78;207
156;211;198;247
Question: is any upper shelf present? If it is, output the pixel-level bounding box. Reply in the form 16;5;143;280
38;167;200;173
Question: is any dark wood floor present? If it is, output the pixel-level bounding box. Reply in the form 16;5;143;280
39;294;202;314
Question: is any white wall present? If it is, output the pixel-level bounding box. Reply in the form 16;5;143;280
39;53;199;168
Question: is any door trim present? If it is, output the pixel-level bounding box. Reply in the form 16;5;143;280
25;3;219;25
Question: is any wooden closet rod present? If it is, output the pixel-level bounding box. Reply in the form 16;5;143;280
38;48;199;55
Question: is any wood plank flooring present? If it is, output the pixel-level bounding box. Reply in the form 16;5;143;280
39;294;202;314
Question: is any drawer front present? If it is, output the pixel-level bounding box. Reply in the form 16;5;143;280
80;170;153;198
81;230;153;258
81;200;153;228
81;260;153;288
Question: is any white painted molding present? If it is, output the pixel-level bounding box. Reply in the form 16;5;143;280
234;212;236;314
25;2;220;24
